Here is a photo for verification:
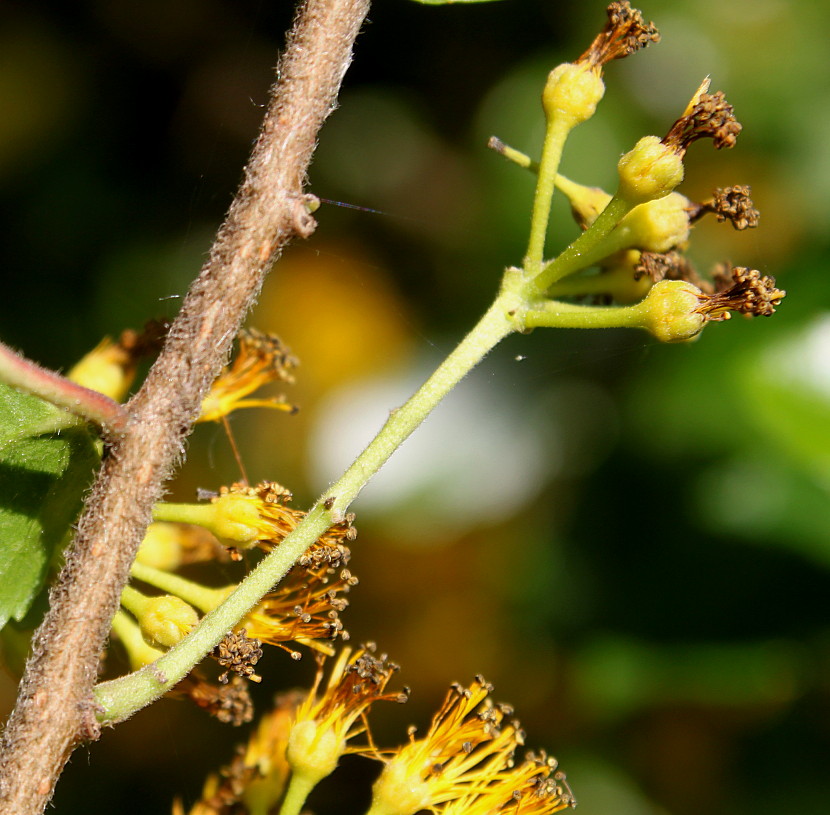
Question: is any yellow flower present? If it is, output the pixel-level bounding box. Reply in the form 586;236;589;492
241;566;358;659
368;677;526;815
199;328;297;423
286;645;407;786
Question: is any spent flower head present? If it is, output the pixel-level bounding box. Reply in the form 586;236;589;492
703;264;786;320
662;77;742;156
172;691;302;815
687;185;760;230
578;1;659;69
180;674;255;727
192;480;355;557
543;3;658;130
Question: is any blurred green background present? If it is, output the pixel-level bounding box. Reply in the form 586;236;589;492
2;0;830;813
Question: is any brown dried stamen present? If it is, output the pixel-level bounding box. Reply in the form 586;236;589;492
579;1;660;67
183;675;255;726
698;264;785;320
214;630;264;684
663;84;742;155
635;250;710;291
687;185;760;230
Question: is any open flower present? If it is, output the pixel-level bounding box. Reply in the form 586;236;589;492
286;645;408;788
240;565;358;658
367;677;527;815
199;328;298;423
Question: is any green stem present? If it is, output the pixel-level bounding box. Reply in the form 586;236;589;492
93;296;516;723
529;195;634;293
119;585;150;618
152;501;216;527
0;339;129;437
110;610;164;672
278;774;317;815
524;298;645;330
524;118;572;274
129;561;231;613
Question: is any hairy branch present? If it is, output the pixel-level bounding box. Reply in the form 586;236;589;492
0;0;370;811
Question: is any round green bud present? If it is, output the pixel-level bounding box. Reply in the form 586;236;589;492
542;63;605;128
136;522;184;571
639;280;706;343
617;136;685;205
139;595;199;647
616;192;691;253
286;720;343;786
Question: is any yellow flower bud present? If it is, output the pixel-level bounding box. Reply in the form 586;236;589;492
617;135;684;205
67;337;135;402
542;63;605;129
615;192;691;253
638;280;705;343
136;522;185;571
554;174;613;229
286;719;343;786
209;491;267;547
137;595;199;647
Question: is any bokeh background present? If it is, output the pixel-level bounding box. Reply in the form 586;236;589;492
2;0;830;813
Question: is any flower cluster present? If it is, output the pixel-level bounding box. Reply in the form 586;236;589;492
175;651;573;815
492;2;784;342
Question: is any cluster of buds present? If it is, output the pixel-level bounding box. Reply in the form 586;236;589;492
176;650;574;815
494;1;784;342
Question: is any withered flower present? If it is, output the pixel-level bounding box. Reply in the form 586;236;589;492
213;630;264;684
173;691;303;815
687;185;760;230
579;1;659;68
181;674;255;726
199;328;298;423
635;250;709;290
199;481;355;557
662;78;742;156
702;264;786;319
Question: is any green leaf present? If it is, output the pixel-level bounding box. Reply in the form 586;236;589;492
0;383;100;629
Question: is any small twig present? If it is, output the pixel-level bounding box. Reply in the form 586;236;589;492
0;340;129;438
0;1;370;812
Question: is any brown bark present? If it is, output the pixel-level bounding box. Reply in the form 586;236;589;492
0;0;370;811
